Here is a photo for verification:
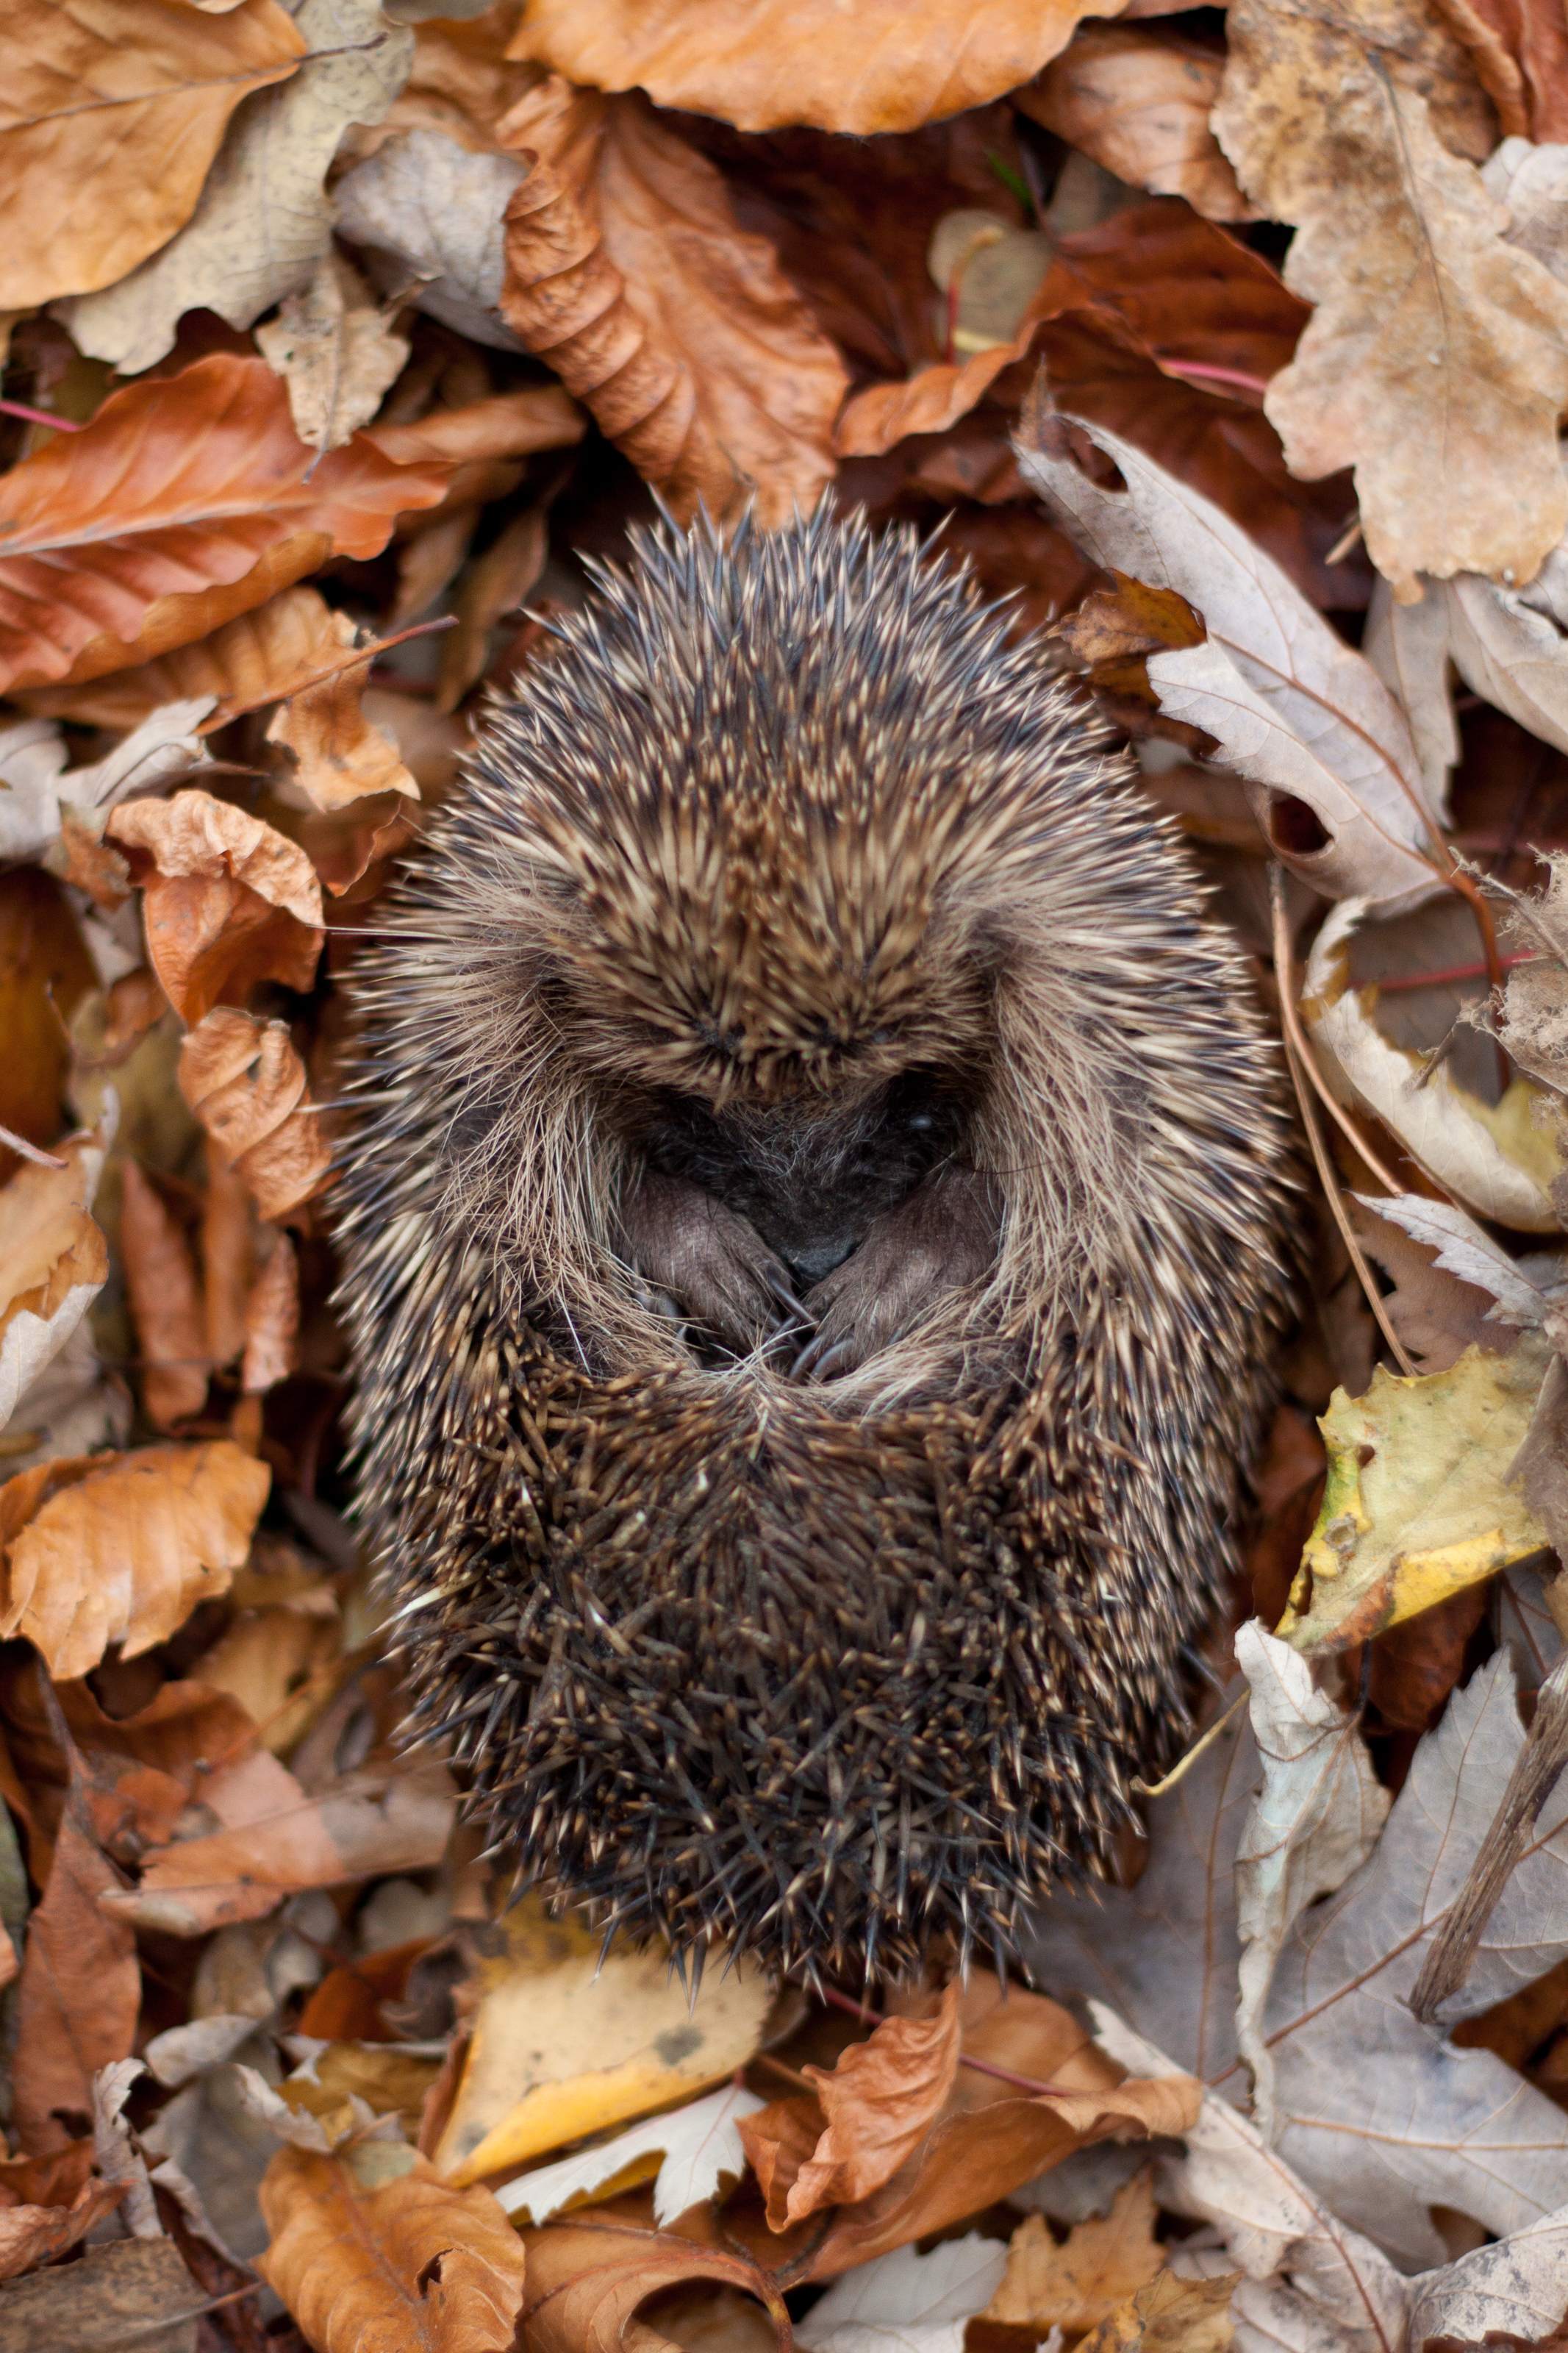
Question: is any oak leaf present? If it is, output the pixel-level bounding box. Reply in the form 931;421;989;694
499;79;846;524
118;1161;209;1429
108;788;325;1026
0;353;450;693
179;1009;333;1219
1;0;304;309
507;0;1134;136
0;1439;271;1682
1214;0;1568;599
1020;26;1253;222
258;2138;526;2353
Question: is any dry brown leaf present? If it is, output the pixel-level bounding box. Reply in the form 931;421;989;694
1078;2268;1236;2353
522;2209;789;2353
0;1440;271;1682
118;1161;208;1429
12;1791;139;2153
0;352;451;693
108;788;325;1025
0;2171;126;2279
1447;0;1568;139
179;1008;334;1219
986;2178;1168;2335
747;1982;962;2227
242;1234;301;1395
265;611;418;812
1214;0;1568;599
259;2138;526;2353
0;1129;109;1436
499;80;846;524
437;505;548;709
508;0;1132;135
0;2239;206;2353
0;869;97;1179
1020;26;1253;222
2;0;305;308
254;250;411;453
366;385;588;519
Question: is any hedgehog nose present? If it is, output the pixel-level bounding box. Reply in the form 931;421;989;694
786;1235;856;1286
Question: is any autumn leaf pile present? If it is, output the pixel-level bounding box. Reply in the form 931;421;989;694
13;0;1568;2344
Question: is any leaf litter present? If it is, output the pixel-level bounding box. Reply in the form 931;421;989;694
12;3;1568;2349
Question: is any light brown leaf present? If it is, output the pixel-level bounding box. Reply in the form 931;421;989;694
265;610;418;811
749;1981;962;2227
242;1235;301;1395
0;2172;126;2279
437;505;548;709
179;1008;334;1219
12;1793;139;2153
0;352;451;693
522;2210;788;2353
259;2138;526;2353
108;788;325;1025
0;1129;109;1435
499;80;846;524
0;1440;271;1682
0;2239;207;2352
1214;0;1568;599
255;250;411;453
508;0;1132;135
986;2179;1168;2335
118;1161;208;1429
365;385;588;518
1;0;305;308
1020;25;1253;222
1078;2268;1236;2353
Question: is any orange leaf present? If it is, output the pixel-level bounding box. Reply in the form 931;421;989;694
0;2176;126;2278
179;1008;333;1219
0;1440;271;1682
508;0;1131;135
265;610;419;813
0;353;450;693
522;2211;790;2353
3;0;305;309
242;1235;301;1395
108;788;325;1025
1018;26;1253;224
500;81;846;525
12;1792;139;2154
985;2178;1168;2335
118;1161;208;1430
259;2138;526;2353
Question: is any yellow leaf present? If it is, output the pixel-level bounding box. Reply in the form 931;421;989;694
1280;1343;1552;1654
435;1898;772;2187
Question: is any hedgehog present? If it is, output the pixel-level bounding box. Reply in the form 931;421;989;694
334;507;1297;1987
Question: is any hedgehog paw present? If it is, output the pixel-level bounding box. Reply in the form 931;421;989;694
795;1165;1000;1379
619;1172;806;1354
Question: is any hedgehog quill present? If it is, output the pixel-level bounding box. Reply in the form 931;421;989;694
336;510;1296;1986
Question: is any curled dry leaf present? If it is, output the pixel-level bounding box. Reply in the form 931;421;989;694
0;2166;126;2280
985;2178;1167;2337
118;1162;208;1430
1020;26;1253;223
1280;1343;1554;1654
0;1128;109;1435
179;1010;333;1220
263;607;419;812
65;0;412;376
0;700;212;864
522;2210;788;2353
12;1793;140;2155
0;1439;271;1682
241;1236;300;1396
1014;399;1440;904
1077;2268;1236;2353
1;0;305;310
0;352;450;694
1214;0;1568;600
334;127;530;353
743;1980;962;2227
499;80;847;525
254;249;411;454
258;2137;526;2353
108;788;325;1026
508;0;1134;135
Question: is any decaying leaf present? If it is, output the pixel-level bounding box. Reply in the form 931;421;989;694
1020;26;1253;222
259;2136;526;2353
65;0;413;375
0;1128;109;1437
108;788;325;1026
499;81;847;524
984;2178;1168;2336
12;1792;140;2154
0;1440;271;1682
118;1162;208;1429
334;126;529;351
498;2081;766;2229
434;1897;773;2185
179;1009;334;1219
254;250;412;454
1;0;306;310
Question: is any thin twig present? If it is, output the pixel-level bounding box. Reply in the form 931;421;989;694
817;1985;1067;2095
0;397;81;432
1269;884;1407;1196
196;613;457;734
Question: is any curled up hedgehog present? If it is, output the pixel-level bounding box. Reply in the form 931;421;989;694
336;508;1297;1987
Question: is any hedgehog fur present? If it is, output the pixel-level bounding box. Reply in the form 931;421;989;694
334;507;1297;1987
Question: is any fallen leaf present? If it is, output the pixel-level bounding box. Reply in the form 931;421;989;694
499;80;847;524
745;1982;962;2227
1450;0;1568;140
1020;26;1252;223
0;2238;204;2353
521;2209;789;2353
434;1897;773;2186
1014;399;1442;905
254;249;411;452
1214;0;1568;600
335;126;530;351
242;1235;300;1394
0;1127;109;1436
802;2235;1010;2353
65;0;412;375
984;2179;1167;2336
1487;851;1568;1102
497;2082;766;2229
436;503;548;707
1;0;305;309
1356;1193;1550;1329
118;1161;208;1429
0;351;450;693
108;788;325;1025
363;383;588;516
264;607;419;810
1303;899;1564;1228
179;1009;334;1218
0;700;211;863
0;1440;271;1682
12;1788;140;2153
259;2135;526;2353
0;2168;126;2279
507;0;1136;135
1408;2196;1568;2346
1077;2268;1235;2353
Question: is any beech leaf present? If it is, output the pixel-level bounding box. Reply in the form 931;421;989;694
335;126;529;351
0;1128;110;1436
179;1009;333;1218
1020;26;1253;223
